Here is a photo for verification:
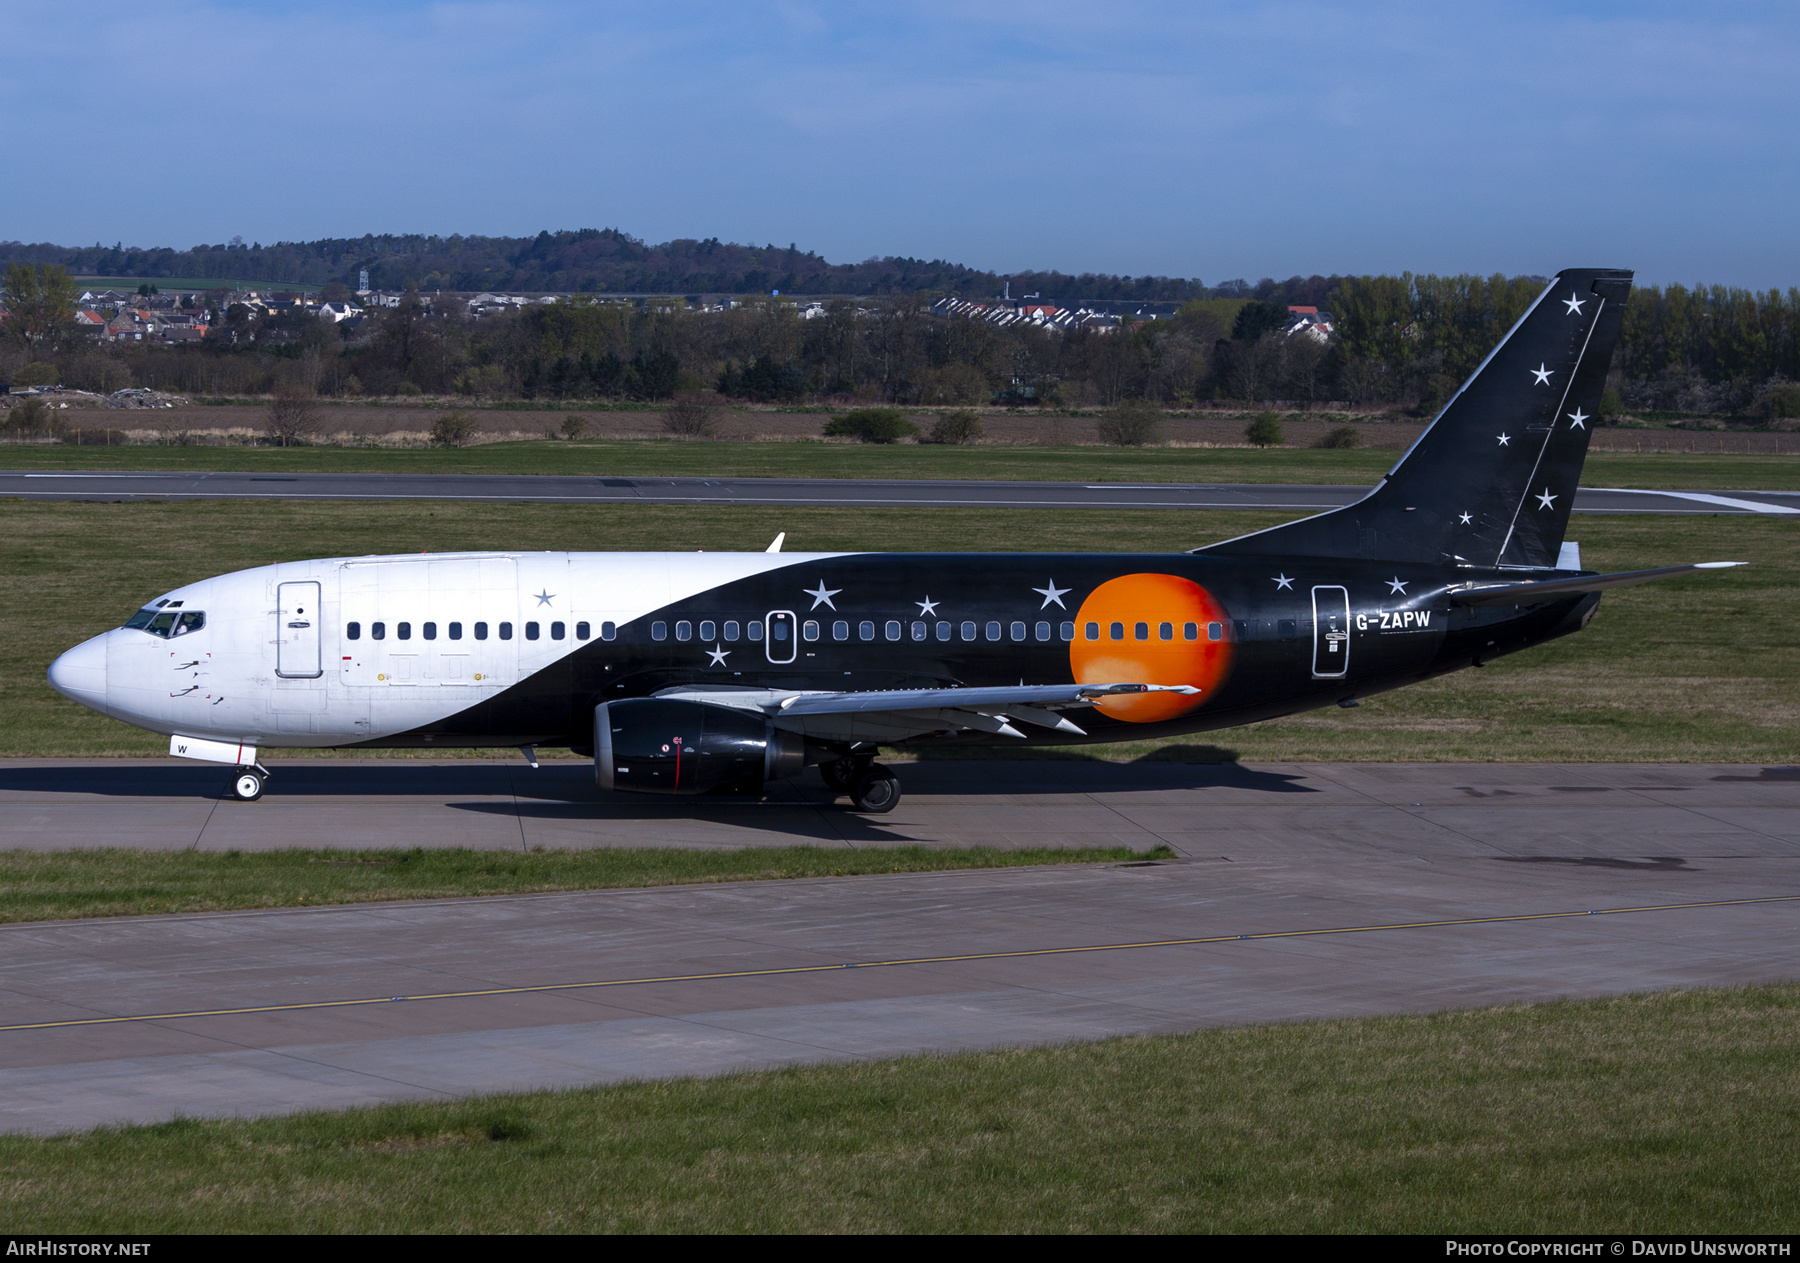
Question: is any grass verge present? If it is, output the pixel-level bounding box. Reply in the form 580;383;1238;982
5;438;1800;488
7;499;1794;762
3;984;1796;1231
0;845;1164;924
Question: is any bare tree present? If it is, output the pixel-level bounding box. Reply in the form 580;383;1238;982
264;387;319;446
1095;397;1164;446
663;398;717;437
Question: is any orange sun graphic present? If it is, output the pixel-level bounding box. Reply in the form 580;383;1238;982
1068;573;1233;722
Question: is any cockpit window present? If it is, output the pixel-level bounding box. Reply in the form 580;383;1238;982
124;607;205;638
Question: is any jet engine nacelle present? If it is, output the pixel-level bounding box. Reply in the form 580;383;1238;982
595;698;805;795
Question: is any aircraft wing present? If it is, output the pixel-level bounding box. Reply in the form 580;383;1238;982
653;681;1199;741
1450;562;1744;607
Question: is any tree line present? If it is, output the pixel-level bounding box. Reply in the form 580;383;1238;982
5;264;1798;421
0;229;1213;303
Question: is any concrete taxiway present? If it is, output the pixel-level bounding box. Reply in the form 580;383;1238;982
1;759;1795;1135
5;470;1799;515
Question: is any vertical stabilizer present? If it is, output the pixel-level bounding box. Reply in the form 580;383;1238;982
1202;268;1632;568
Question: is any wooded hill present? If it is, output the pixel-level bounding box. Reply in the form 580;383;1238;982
0;229;1213;303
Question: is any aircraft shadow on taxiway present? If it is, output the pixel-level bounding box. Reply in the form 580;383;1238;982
0;758;1318;803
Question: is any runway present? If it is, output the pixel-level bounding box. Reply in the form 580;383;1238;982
1;759;1795;1134
5;470;1800;515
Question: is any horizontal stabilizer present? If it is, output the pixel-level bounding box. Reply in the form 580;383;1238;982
1450;562;1743;606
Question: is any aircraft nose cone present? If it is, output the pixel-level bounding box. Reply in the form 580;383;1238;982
48;635;108;711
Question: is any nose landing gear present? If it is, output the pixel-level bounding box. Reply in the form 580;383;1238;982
230;766;269;801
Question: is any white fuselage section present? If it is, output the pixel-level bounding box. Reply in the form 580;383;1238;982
48;549;838;748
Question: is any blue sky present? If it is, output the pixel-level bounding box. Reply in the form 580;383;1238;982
4;1;1797;286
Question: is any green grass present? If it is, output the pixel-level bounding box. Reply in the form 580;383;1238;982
5;984;1797;1231
8;437;1800;488
6;499;1794;762
0;845;1164;924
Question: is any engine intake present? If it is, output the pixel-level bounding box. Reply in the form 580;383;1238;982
595;698;805;795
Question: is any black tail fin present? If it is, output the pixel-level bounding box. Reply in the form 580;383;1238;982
1202;268;1633;569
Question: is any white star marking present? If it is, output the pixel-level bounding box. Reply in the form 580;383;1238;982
1537;488;1557;510
706;645;729;666
533;589;555;606
1387;576;1408;595
1033;580;1070;609
1563;293;1586;316
803;580;841;611
1458;512;1473;525
1497;432;1511;446
1531;364;1553;386
1272;574;1294;591
1567;408;1589;430
916;596;939;616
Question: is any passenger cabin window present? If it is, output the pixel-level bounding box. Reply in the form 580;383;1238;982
499;622;513;640
1278;619;1297;639
833;621;850;641
474;622;488;641
1060;622;1075;641
723;621;740;642
911;621;926;642
936;622;952;641
987;622;1002;641
397;622;412;641
577;622;591;640
552;621;566;640
449;622;463;641
525;622;540;641
699;621;716;641
960;621;976;641
1085;622;1100;641
885;620;901;641
372;621;387;641
803;620;820;641
1109;622;1124;641
423;622;437;641
1183;622;1198;641
860;621;875;641
651;622;668;641
1134;622;1148;641
1208;621;1224;641
346;621;361;641
1010;622;1025;641
748;621;763;642
1159;622;1173;641
601;621;616;641
674;621;691;642
1035;621;1051;641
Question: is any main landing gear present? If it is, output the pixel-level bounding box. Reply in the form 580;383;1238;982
819;757;903;814
230;765;270;802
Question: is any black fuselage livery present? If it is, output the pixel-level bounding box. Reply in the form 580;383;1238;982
55;269;1725;812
